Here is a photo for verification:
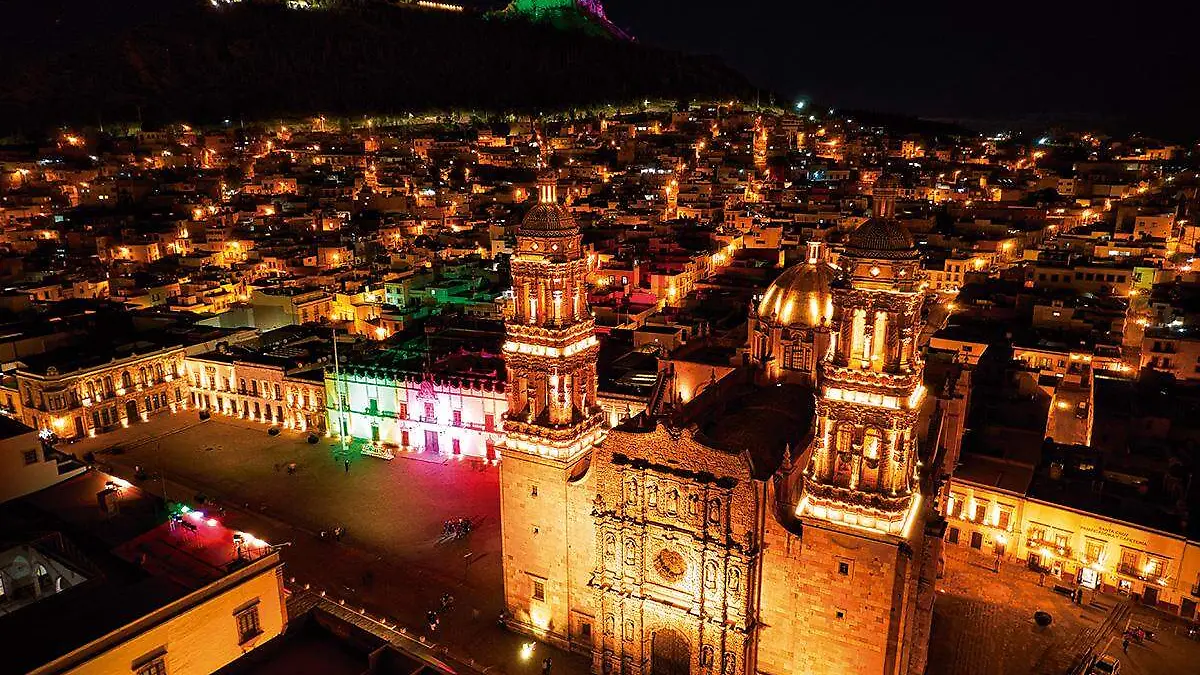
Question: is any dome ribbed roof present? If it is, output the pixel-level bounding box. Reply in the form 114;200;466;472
845;217;917;259
757;261;836;327
519;203;579;237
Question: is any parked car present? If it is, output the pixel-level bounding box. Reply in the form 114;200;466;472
1089;654;1120;675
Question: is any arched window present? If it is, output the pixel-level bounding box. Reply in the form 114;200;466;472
139;367;148;386
121;371;132;388
835;423;854;455
863;428;882;461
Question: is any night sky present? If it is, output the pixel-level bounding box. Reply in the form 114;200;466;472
603;0;1198;139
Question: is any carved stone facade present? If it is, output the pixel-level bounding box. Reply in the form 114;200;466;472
591;426;759;675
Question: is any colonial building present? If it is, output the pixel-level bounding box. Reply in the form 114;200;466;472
14;345;189;440
185;330;329;434
500;179;944;675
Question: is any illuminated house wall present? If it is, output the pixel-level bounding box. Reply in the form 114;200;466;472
326;369;506;459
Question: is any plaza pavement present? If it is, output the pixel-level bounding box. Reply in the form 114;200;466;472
63;413;1200;675
930;543;1200;675
69;412;589;675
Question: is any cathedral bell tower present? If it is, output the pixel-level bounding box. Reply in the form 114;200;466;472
799;178;926;534
500;171;605;647
762;177;936;675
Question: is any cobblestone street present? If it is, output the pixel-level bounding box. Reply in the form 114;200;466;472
928;542;1109;675
68;413;590;675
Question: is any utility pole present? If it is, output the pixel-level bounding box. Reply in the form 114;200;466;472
332;327;348;461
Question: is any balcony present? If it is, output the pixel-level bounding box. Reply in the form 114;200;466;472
1118;563;1167;582
1027;537;1072;559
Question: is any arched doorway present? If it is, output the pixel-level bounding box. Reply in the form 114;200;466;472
125;400;138;423
650;629;690;675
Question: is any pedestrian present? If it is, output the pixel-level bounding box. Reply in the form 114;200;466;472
1038;572;1045;587
344;459;350;473
1122;637;1130;653
542;657;552;675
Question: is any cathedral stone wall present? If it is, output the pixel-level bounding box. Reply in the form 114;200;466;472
502;450;586;647
759;515;924;675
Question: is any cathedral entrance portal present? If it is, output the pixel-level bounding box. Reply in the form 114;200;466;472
650;629;690;675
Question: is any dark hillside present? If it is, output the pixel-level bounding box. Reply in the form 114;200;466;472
0;0;755;132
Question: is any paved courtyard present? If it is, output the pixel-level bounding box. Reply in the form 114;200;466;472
68;413;588;675
929;543;1200;675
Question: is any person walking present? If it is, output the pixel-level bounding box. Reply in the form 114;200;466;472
542;657;553;675
1122;636;1130;653
344;459;350;473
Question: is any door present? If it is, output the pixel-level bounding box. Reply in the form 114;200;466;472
970;531;983;549
74;416;84;437
1181;598;1196;620
1142;585;1159;607
651;629;690;675
946;527;959;544
425;430;439;454
125;400;138;423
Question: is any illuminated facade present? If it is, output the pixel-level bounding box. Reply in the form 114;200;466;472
947;471;1200;620
759;180;940;675
501;180;942;675
500;172;606;644
14;346;188;440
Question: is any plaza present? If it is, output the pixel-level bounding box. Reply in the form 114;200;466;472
930;543;1200;675
68;413;589;675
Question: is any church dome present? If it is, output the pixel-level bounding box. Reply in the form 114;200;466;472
844;218;917;260
519;202;579;237
518;171;579;238
757;259;836;328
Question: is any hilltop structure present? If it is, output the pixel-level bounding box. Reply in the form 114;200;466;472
501;0;632;39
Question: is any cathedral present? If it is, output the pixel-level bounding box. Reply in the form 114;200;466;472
500;175;944;675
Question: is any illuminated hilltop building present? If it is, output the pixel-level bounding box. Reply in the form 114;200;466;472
500;177;942;675
502;0;631;39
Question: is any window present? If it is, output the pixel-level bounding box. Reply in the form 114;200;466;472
532;580;545;601
485;414;495;431
531;484;538;497
135;656;167;675
835;609;846;620
133;648;168;675
424;402;435;421
235;603;262;643
453;409;462;427
837;561;850;576
452;438;461;455
996;507;1012;530
399;403;408;419
23;449;38;465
